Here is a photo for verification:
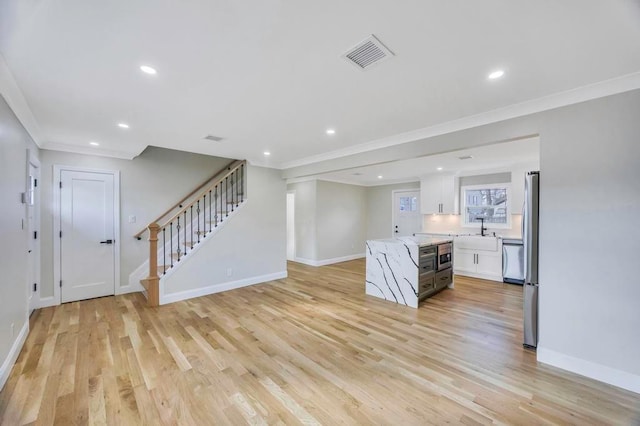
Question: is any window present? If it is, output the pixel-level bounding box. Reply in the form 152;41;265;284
399;196;417;212
462;184;511;228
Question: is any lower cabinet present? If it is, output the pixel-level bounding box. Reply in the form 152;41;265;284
454;248;502;282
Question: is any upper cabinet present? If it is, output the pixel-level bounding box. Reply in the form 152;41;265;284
420;173;459;214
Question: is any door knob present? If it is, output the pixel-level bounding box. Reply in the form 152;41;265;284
100;239;114;244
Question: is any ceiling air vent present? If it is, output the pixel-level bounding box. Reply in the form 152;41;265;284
204;135;224;142
342;35;394;70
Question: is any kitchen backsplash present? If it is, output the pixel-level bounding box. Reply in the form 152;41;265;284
422;214;523;238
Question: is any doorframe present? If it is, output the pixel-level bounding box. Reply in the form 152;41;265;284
25;149;41;313
391;189;421;237
52;165;121;305
286;190;296;261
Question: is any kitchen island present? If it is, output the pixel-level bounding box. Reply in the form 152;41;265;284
365;236;453;308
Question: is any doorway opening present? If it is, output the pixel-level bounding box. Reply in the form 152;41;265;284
286;191;295;261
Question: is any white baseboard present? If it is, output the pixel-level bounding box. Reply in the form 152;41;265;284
537;346;640;394
453;269;503;283
160;270;288;305
37;296;58;308
294;253;365;267
0;321;29;391
116;283;144;295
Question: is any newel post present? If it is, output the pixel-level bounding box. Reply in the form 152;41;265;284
144;222;161;306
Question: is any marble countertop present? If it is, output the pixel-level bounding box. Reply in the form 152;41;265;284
415;232;522;240
368;235;452;247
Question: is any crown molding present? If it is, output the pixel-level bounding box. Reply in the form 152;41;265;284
0;53;43;146
41;141;142;160
278;71;640;170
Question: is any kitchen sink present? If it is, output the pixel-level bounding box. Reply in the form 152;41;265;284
454;235;499;251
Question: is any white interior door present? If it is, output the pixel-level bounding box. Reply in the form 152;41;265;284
286;192;295;260
26;155;40;314
60;170;117;303
393;190;422;237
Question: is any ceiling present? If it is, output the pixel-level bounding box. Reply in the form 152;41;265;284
306;136;540;186
1;1;639;167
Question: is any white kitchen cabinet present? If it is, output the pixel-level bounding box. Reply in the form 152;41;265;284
453;236;503;282
420;173;458;214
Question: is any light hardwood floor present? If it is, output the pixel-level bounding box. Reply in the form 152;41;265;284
1;260;639;425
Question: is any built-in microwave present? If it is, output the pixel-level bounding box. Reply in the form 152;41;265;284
437;243;452;270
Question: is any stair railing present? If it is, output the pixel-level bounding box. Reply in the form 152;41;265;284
133;159;240;240
140;160;246;306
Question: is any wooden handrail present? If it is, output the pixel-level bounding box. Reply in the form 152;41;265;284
134;159;243;239
159;160;245;228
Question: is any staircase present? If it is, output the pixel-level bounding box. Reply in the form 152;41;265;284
135;160;247;306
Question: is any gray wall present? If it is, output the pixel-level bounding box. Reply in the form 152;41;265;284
316;181;366;260
0;95;39;377
538;90;640;386
366;182;420;240
163;165;287;295
284;89;640;391
287;180;367;262
39;147;231;297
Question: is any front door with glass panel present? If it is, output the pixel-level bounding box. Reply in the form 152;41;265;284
393;190;421;237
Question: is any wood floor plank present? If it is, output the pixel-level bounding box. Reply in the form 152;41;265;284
1;259;639;425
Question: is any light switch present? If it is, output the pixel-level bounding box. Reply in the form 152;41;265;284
129;215;136;223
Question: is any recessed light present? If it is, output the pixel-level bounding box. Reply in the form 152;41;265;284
89;141;100;146
326;129;336;135
437;167;443;171
488;69;505;80
263;151;271;156
140;65;157;75
117;123;130;129
377;175;383;179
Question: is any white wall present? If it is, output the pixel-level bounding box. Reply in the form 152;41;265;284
162;165;287;301
365;182;420;240
0;94;38;389
39;147;231;299
536;90;640;393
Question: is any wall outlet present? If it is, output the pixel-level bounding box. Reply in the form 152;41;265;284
226;268;233;277
128;215;136;224
10;322;15;338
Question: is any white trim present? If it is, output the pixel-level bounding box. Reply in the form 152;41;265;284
278;72;640;170
0;321;29;391
53;165;121;305
293;253;365;267
37;296;58;309
537;346;640;394
41;141;142;160
26;149;41;314
160;271;288;305
460;182;512;229
453;270;503;283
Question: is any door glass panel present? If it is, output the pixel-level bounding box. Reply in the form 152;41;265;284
399;196;417;212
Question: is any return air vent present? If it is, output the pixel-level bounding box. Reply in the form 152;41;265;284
204;135;224;142
342;35;394;70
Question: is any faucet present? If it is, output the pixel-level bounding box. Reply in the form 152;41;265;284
477;217;487;236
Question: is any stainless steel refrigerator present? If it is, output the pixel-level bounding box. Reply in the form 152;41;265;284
523;171;540;349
